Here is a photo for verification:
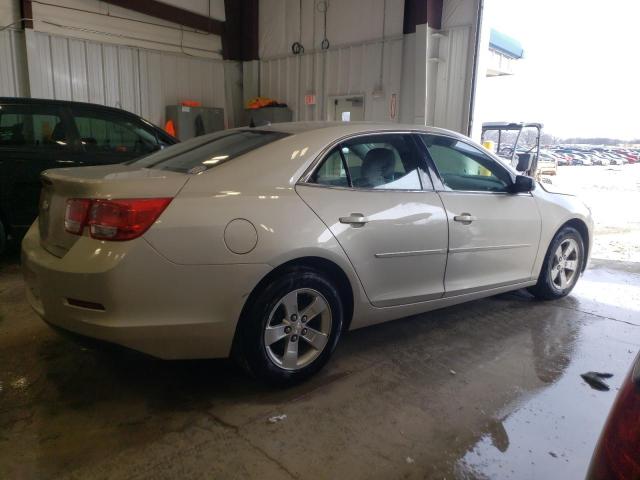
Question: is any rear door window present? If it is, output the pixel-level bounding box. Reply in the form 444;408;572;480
0;104;70;150
311;148;350;187
342;135;423;190
70;108;160;156
309;133;426;190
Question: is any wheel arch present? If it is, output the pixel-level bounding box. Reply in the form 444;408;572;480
237;256;355;336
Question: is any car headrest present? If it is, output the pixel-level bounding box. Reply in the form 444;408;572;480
361;148;394;186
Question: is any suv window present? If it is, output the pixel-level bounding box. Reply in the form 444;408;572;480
311;134;424;190
0;104;68;149
421;134;512;192
72;111;159;155
129;129;289;173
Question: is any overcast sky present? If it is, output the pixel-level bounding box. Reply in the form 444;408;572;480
480;0;640;140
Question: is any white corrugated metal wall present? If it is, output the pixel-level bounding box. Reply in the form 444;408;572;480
256;0;478;132
30;0;224;59
0;0;28;97
434;26;472;132
2;0;479;132
1;0;234;127
0;30;29;97
259;37;403;122
257;0;405;123
25;31;227;127
435;0;477;134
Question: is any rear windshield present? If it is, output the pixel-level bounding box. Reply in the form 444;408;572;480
128;129;289;174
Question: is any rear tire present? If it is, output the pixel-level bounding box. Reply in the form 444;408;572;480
528;226;584;300
235;266;343;386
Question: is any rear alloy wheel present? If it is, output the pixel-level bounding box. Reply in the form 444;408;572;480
264;288;332;371
528;226;584;300
236;267;343;386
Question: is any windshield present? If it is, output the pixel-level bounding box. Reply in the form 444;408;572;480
128;129;289;174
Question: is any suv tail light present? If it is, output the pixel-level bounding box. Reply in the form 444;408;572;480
587;353;640;479
64;198;172;240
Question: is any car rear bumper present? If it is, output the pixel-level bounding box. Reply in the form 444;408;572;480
21;223;271;359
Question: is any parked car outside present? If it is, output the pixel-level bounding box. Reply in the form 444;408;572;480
0;97;177;254
568;152;593;166
538;151;558;175
600;152;622;165
613;149;637;164
22;123;593;385
586;351;640;479
553;152;571;166
591;152;611;166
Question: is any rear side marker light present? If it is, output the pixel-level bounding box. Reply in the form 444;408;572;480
64;198;172;241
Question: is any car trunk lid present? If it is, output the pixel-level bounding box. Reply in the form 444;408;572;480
39;165;189;257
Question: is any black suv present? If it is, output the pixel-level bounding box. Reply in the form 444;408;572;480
0;98;177;254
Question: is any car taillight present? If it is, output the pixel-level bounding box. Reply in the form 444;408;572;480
587;353;640;480
64;198;172;241
64;199;91;234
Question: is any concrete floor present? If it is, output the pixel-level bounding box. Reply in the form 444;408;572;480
1;165;639;479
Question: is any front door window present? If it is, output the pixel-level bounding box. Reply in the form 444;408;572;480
420;135;511;192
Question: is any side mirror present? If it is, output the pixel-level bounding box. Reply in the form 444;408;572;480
516;153;533;172
511;175;535;193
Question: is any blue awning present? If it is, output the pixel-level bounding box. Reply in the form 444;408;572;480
489;29;524;59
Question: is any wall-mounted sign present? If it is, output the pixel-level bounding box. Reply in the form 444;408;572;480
305;94;317;105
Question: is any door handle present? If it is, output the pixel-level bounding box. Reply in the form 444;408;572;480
453;213;476;224
339;213;369;227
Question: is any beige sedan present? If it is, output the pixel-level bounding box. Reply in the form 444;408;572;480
22;123;593;385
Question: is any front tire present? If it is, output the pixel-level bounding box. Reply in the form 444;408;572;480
528;226;584;300
235;266;344;386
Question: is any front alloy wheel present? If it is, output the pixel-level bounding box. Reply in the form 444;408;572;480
528;226;584;300
550;238;580;290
